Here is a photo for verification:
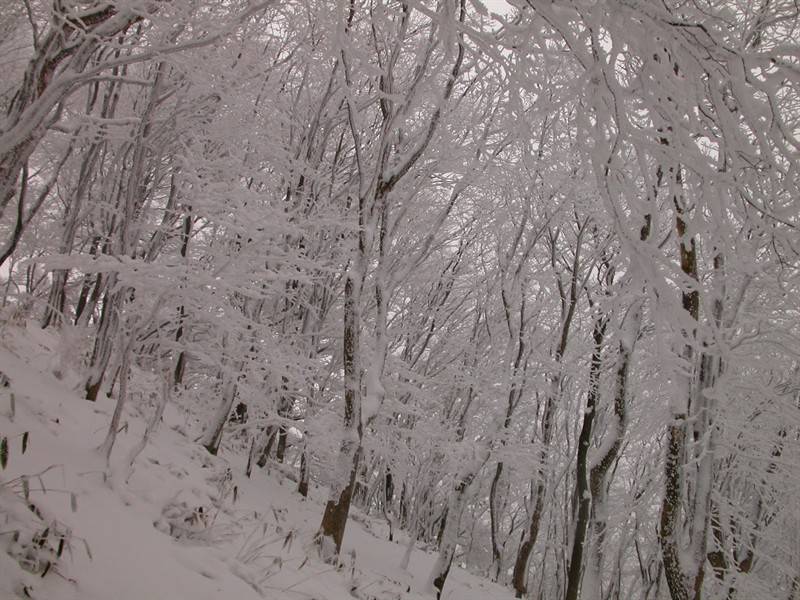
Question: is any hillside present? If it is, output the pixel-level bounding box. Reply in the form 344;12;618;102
0;322;512;600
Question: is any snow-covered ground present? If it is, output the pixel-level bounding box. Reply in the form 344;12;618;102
0;322;514;600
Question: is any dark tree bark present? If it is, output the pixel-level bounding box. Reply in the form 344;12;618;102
317;272;363;560
512;222;585;598
660;169;703;600
565;316;607;600
0;4;142;241
298;447;309;498
85;284;120;401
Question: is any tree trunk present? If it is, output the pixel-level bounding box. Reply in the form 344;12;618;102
0;5;140;244
173;209;193;388
317;269;363;560
42;93;111;328
489;460;506;581
125;364;172;481
298;447;309;497
512;224;584;598
74;237;104;326
201;375;238;455
97;336;132;462
490;289;528;582
660;173;702;600
588;298;642;598
428;446;488;599
512;471;548;598
565;317;606;600
85;282;120;401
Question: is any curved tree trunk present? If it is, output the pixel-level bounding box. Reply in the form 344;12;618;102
0;4;141;240
428;446;488;599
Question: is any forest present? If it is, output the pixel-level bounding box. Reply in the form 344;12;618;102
0;1;799;599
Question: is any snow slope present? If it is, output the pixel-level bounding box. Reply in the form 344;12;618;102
0;322;514;600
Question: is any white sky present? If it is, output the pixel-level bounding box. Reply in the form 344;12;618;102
483;0;514;15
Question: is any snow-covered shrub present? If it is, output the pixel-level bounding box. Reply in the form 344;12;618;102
0;437;89;590
4;513;73;578
153;499;210;540
153;467;239;542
